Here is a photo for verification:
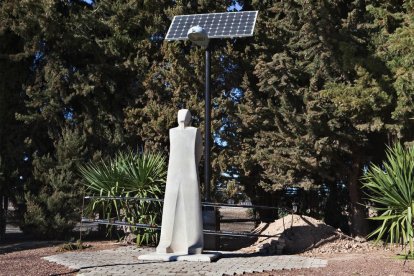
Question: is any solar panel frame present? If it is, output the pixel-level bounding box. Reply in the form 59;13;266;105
165;11;258;41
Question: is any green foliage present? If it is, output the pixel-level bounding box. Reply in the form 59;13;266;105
22;128;87;238
378;6;414;140
58;240;91;252
79;151;167;245
0;15;31;237
0;0;414;238
320;66;391;132
227;0;383;231
0;0;174;237
224;0;414;235
362;143;414;257
220;179;246;204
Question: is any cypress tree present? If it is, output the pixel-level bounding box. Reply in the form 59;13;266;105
1;0;413;239
376;1;414;142
229;0;400;236
124;1;243;197
1;0;177;237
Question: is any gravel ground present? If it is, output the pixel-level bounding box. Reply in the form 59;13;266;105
3;210;414;276
0;241;118;276
2;240;414;275
0;243;76;276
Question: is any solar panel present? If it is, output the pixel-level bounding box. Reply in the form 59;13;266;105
165;11;258;41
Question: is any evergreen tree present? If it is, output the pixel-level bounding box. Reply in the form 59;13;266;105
228;0;400;236
0;13;31;238
1;0;176;237
23;128;87;238
1;0;413;239
124;0;244;197
376;1;414;143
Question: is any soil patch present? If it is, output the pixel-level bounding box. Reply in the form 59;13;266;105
240;214;378;254
238;214;414;275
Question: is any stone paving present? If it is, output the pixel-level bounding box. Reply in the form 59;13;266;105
43;246;327;275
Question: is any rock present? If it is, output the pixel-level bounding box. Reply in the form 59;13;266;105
355;236;366;243
122;233;137;244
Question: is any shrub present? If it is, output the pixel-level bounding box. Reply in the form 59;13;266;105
79;150;167;245
362;143;414;257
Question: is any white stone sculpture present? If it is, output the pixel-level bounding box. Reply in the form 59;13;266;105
156;109;204;254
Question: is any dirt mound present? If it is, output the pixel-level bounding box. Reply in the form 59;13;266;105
240;214;378;255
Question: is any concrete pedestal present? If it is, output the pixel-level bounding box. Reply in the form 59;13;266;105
138;252;221;262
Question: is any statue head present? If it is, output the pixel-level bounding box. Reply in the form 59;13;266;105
177;109;192;128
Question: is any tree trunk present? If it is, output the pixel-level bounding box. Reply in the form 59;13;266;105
348;157;369;237
0;195;6;241
324;181;343;230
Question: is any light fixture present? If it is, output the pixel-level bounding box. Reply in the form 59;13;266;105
165;11;258;201
187;25;209;48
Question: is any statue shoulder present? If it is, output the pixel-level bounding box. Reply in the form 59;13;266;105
169;128;197;139
170;127;198;132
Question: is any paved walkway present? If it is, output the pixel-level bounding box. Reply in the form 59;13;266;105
44;246;327;275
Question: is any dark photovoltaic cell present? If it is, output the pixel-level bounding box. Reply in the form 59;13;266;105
165;11;258;41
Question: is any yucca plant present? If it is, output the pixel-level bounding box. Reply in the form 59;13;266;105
362;143;414;258
79;150;167;245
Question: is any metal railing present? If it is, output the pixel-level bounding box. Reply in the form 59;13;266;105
80;218;278;238
81;195;288;239
83;196;281;210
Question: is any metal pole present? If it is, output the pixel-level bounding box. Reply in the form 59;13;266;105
204;45;211;202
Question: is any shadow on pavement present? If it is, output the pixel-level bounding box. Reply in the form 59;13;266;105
0;239;63;254
0;224;63;254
